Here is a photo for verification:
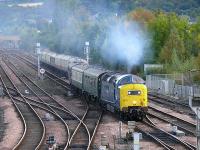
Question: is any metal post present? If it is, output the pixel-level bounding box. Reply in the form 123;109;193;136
113;135;116;150
188;69;200;150
181;73;184;98
84;41;90;64
197;108;200;150
133;132;140;150
38;54;40;77
36;43;41;78
119;121;122;140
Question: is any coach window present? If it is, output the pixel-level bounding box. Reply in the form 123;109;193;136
50;57;55;64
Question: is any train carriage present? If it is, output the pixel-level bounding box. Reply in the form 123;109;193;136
55;55;62;68
49;53;56;65
71;64;88;90
39;51;148;120
40;51;87;79
83;67;106;98
40;51;50;64
45;52;51;64
56;55;72;71
39;51;45;61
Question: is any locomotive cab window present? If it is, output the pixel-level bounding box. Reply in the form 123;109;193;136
128;90;141;95
118;76;132;86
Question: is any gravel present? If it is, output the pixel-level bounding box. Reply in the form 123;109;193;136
0;97;23;149
93;112;163;150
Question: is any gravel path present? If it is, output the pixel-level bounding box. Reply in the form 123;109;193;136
93;112;163;150
0;97;23;149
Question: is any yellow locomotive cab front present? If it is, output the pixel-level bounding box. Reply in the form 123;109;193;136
119;84;148;112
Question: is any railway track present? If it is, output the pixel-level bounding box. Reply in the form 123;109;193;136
136;116;196;150
2;54;103;149
12;54;104;149
148;93;195;116
147;106;196;135
14;53;104;149
11;96;72;148
12;54;71;89
0;60;45;149
3;57;81;149
69;104;102;149
14;51;195;149
2;50;197;149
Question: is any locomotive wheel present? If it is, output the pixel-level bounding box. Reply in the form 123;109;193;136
137;115;143;121
137;111;144;121
119;112;129;121
124;114;129;121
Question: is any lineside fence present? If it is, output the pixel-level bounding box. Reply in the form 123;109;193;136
146;73;200;100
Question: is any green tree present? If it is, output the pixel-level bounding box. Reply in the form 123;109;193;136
148;11;170;60
127;8;155;26
159;27;187;63
190;18;200;56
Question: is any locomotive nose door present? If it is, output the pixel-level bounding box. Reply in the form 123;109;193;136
119;84;146;111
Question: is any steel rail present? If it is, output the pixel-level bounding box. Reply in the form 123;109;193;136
148;93;194;116
136;127;172;150
12;54;71;90
87;110;103;150
0;76;27;150
4;57;93;149
68;106;90;145
3;58;72;149
0;61;45;149
13;52;106;149
145;116;196;150
13;56;103;149
6;52;103;149
148;106;196;135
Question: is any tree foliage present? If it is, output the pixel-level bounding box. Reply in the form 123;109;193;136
127;8;155;26
1;0;200;74
159;27;187;63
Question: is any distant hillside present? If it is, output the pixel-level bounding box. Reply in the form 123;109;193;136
1;0;200;19
131;0;200;18
81;0;200;19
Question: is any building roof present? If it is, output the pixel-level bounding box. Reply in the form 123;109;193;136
17;2;43;8
0;35;21;41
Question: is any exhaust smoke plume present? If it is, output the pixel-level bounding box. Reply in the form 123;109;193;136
0;0;150;72
101;20;149;72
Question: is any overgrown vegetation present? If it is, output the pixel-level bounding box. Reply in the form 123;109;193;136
1;0;200;74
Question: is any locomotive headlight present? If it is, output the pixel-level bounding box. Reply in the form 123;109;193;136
128;90;141;95
133;101;137;104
